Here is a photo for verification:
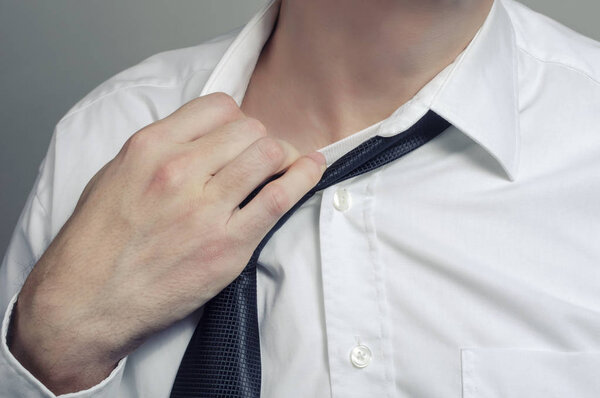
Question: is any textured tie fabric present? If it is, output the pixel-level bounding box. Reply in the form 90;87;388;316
170;110;451;398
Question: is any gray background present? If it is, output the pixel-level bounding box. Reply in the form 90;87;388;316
1;0;599;254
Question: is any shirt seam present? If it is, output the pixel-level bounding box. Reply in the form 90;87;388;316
55;69;211;132
33;192;49;218
517;46;600;87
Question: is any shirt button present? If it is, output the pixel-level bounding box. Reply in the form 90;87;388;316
333;188;352;211
350;344;372;368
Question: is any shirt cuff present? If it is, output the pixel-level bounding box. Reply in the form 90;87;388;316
0;293;127;397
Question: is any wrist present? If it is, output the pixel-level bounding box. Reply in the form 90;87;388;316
8;287;119;394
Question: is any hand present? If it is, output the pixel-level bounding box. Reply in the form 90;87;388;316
8;92;327;394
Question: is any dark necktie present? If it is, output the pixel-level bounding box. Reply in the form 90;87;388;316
170;109;451;398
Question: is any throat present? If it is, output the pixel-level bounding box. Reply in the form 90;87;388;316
240;0;494;156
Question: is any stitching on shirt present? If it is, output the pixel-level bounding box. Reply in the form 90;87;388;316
55;70;211;131
517;46;600;87
53;2;272;131
33;192;49;218
199;0;276;96
503;0;600;86
509;21;522;181
52;0;272;127
363;172;396;397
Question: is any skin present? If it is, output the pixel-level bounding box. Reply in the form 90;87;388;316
9;0;493;394
241;0;494;154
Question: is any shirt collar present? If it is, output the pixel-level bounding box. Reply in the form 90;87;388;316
430;0;520;181
199;0;520;181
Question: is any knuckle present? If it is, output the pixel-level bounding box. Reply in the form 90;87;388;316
125;130;155;153
256;137;285;166
177;98;204;114
208;92;242;119
302;156;324;182
188;214;236;253
241;117;268;138
264;183;289;217
151;158;185;190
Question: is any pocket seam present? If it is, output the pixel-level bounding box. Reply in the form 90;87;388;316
461;349;477;398
460;347;600;398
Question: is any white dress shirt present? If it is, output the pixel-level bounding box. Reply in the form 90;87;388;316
2;0;600;396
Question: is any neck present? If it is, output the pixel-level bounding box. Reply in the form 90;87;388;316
241;0;494;152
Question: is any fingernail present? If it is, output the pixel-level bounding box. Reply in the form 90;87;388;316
307;151;327;171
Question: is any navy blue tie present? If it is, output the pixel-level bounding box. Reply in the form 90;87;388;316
170;109;451;397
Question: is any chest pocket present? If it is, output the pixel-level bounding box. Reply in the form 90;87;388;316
461;348;600;398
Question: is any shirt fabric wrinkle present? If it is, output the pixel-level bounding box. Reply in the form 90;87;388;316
2;0;600;397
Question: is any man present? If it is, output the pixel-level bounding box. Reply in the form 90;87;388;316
1;0;600;396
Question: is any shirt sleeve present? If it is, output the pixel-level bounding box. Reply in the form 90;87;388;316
1;294;127;398
0;131;128;397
